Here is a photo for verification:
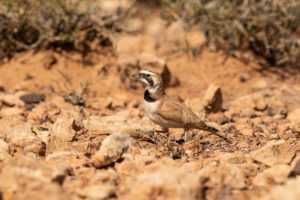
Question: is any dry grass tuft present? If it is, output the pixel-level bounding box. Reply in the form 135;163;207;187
0;0;131;62
161;0;300;68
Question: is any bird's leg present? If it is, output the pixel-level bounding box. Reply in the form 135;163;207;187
184;128;188;143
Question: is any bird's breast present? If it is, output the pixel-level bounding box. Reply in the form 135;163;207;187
143;100;161;114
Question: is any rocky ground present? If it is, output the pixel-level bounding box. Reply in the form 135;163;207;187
0;4;300;200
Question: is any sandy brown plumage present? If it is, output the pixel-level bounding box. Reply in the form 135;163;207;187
132;69;231;143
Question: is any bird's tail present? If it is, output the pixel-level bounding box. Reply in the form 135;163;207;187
207;125;219;133
204;125;232;144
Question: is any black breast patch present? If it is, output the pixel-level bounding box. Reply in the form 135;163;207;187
144;89;156;102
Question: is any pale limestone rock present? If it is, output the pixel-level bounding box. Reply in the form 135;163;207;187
288;108;300;136
120;161;202;200
202;83;223;113
182;159;203;172
198;163;246;189
0;106;23;117
83;115;147;137
253;164;292;187
266;177;300;200
254;96;268;111
0;139;9;160
77;185;116;200
237;163;259;177
115;147;164;176
47;110;86;153
50;110;85;142
249;140;300;167
45;151;88;175
0;116;45;155
0;92;24;107
217;152;246;164
90;132;134;168
0;154;70;199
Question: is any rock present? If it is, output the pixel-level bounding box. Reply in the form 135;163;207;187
120;161;202;200
77;185;116;199
26;105;49;123
238;73;249;82
203;152;246;167
217;152;246;164
0;154;70;199
249;140;300;167
182;158;203;172
114;147;163;176
266;177;300;200
237;163;259;177
288;108;300;136
123;18;144;33
65;169;118;199
0;116;46;155
43;54;57;70
0;92;24;107
47;110;86;153
90;132;134;168
45;151;88;175
50;110;85;142
32;125;51;145
289;158;300;177
239;107;257;118
254;96;267;111
0;139;9;160
239;127;254;136
83;115;147;137
252;78;268;89
20;93;45;104
0;78;4;92
202;83;223;113
197;163;246;189
253;164;292;187
208;112;230;125
0;106;23;117
77;171;117;199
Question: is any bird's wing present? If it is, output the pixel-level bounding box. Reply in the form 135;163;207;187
157;97;212;130
156;97;199;126
155;97;186;125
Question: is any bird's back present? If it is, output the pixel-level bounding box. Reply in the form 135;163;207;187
156;96;210;130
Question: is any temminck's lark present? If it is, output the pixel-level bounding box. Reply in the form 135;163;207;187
132;69;231;143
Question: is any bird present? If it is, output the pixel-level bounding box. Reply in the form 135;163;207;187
132;69;231;143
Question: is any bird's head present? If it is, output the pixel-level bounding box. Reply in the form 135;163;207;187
132;69;163;88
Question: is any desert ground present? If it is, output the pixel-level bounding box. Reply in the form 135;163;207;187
0;2;299;200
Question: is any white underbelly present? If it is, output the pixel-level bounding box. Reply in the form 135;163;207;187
144;100;160;117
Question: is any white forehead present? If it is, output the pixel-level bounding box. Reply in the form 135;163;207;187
140;70;158;75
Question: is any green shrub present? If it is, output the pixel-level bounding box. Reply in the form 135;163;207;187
161;0;300;68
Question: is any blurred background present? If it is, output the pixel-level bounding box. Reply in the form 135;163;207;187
0;0;300;200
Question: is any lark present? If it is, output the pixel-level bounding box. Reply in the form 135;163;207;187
132;69;231;143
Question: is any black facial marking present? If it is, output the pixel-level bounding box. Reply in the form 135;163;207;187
144;89;156;102
141;73;154;86
146;77;154;86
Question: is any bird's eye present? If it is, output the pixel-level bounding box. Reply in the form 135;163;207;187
146;74;150;77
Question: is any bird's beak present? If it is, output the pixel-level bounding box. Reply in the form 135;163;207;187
132;73;139;78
